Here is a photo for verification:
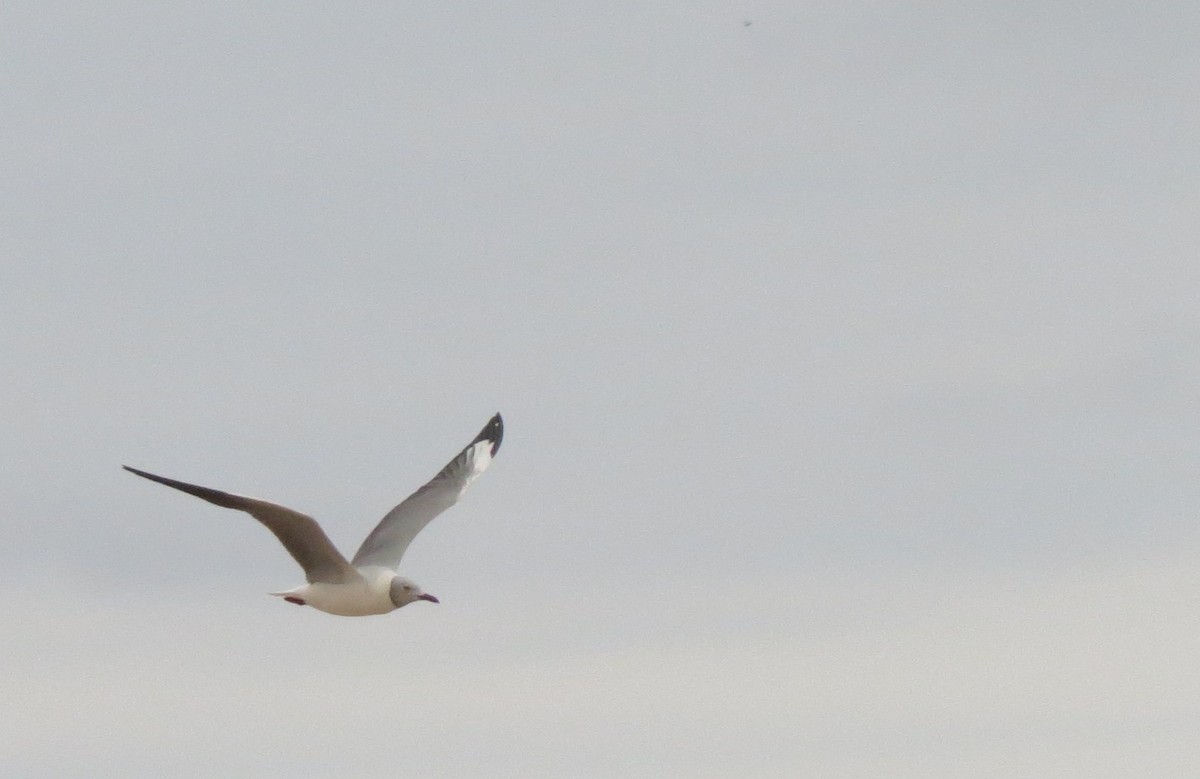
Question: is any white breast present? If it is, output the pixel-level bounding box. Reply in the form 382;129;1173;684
274;568;397;616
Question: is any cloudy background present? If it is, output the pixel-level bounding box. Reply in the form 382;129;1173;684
3;2;1200;776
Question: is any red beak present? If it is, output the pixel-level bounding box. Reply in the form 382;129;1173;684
417;593;440;604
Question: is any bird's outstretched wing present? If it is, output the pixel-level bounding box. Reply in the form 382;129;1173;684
351;413;503;570
123;466;359;584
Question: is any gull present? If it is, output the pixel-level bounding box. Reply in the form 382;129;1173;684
124;413;503;617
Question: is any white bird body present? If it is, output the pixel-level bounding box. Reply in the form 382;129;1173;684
270;566;397;617
125;414;503;617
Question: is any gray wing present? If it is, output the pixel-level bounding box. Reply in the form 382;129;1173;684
352;413;503;570
123;466;359;584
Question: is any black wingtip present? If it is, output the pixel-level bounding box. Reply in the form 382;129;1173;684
473;412;503;456
123;464;173;486
122;465;246;510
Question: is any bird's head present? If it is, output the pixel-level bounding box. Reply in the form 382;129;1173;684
388;576;440;608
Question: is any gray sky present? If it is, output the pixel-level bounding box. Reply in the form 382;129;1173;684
3;2;1200;776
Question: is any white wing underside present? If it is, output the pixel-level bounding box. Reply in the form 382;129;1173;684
124;413;503;584
351;430;499;570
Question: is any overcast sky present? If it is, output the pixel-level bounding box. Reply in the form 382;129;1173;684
3;2;1200;777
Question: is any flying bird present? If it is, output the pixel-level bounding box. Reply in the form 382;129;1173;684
124;413;503;616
